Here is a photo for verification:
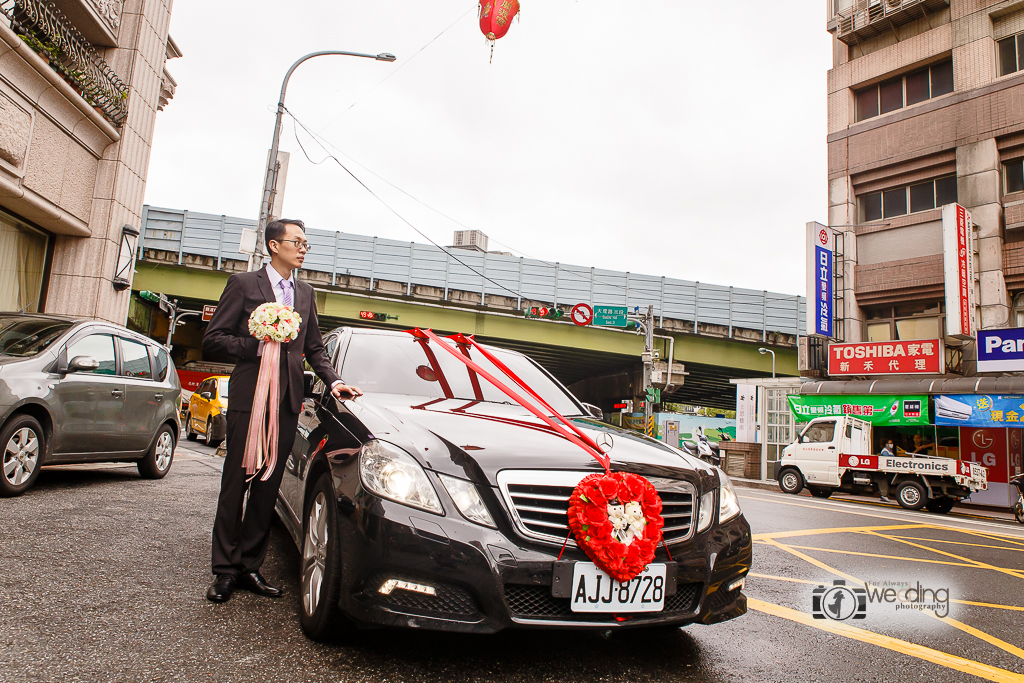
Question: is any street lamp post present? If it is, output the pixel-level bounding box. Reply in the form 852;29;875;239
758;347;776;378
252;50;396;271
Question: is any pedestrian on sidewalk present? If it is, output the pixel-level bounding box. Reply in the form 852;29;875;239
202;218;362;603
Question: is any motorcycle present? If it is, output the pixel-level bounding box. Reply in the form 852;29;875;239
1012;472;1024;524
690;425;722;467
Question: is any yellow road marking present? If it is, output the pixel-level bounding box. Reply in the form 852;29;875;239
748;573;1024;612
747;598;1024;683
754;523;933;542
763;539;1024;663
955;528;1024;548
862;531;1024;581
764;542;983;569
884;534;1024;553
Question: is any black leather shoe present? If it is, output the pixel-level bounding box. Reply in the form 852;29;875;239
206;574;236;603
237;571;282;598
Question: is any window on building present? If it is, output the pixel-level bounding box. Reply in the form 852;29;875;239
1013;293;1024;328
765;387;797;465
860;175;957;222
998;33;1024;77
855;60;954;121
0;209;50;314
863;302;943;342
1006;158;1024;195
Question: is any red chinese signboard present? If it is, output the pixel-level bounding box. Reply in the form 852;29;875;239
827;339;944;376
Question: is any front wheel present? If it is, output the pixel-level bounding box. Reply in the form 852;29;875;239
300;473;352;641
778;468;804;495
0;414;44;497
138;425;175;479
896;481;927;510
206;417;223;448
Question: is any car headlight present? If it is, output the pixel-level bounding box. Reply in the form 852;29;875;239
438;474;495;528
718;472;741;523
697;489;715;532
359;440;442;514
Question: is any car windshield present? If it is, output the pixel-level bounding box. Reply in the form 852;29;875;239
341;334;583;416
0;317;73;357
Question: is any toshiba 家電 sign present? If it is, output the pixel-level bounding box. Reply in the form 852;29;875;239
827;339;944;376
977;328;1024;372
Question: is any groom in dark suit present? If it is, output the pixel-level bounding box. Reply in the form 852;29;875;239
203;218;361;603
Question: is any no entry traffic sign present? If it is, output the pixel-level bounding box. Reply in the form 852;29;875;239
571;303;593;326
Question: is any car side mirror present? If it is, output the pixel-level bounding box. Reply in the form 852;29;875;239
581;403;604;421
67;355;99;373
200;391;212;400
801;435;809;443
303;371;317;399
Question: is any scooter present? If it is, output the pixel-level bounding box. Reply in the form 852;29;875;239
691;426;722;467
1011;472;1024;524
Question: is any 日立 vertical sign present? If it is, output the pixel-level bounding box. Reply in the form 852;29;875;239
805;222;833;338
942;204;976;339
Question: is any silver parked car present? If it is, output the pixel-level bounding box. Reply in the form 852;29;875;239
0;313;182;497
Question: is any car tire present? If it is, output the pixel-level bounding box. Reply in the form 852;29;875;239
807;486;833;499
185;412;198;442
778;468;804;495
925;497;955;514
300;473;352;641
206;417;223;448
1015;501;1024;525
0;414;45;497
138;424;175;480
896;481;927;510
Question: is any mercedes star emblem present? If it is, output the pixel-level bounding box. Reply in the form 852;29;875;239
596;433;614;453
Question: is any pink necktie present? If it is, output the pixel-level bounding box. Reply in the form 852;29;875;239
281;280;293;307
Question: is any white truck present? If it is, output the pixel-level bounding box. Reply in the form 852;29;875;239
773;415;988;512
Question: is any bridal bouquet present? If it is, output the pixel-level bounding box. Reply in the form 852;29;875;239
243;302;302;481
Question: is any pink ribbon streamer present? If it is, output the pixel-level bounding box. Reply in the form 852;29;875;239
242;340;281;481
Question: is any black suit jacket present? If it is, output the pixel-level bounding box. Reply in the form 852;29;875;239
203;267;342;414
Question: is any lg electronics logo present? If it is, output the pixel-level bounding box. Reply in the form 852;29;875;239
812;580;867;621
847;456;860;467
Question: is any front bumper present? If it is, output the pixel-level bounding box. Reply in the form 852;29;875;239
332;498;752;633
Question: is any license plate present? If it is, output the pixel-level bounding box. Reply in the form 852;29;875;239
570;562;666;613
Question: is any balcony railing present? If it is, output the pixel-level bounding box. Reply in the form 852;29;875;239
0;0;128;126
833;0;949;44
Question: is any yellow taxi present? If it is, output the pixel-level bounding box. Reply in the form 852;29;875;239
185;375;229;447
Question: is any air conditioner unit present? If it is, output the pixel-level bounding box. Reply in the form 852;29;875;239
936;396;972;422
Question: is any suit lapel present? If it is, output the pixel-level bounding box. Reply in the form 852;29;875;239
256;266;275;304
294;278;309;324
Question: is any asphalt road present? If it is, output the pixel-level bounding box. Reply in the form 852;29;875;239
2;438;1023;683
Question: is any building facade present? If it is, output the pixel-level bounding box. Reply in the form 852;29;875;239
0;0;176;323
826;0;1024;354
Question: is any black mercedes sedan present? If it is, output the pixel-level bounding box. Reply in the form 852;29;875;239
277;327;751;640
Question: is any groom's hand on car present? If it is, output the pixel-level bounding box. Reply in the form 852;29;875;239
331;383;363;400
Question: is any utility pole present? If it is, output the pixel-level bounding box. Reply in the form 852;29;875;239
630;305;659;438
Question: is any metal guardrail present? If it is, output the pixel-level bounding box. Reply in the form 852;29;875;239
139;206;807;338
0;0;128;126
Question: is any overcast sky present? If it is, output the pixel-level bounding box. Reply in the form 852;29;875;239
144;0;833;298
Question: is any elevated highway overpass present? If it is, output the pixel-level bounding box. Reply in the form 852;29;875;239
131;206;805;411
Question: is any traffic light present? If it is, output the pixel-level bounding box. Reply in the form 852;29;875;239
359;311;397;322
525;306;564;320
645;387;661;404
139;290;161;304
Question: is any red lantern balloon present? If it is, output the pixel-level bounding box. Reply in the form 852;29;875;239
479;0;520;41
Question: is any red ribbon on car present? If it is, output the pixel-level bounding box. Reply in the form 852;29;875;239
406;329;610;473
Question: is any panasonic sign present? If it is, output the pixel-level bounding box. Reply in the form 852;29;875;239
977;328;1024;372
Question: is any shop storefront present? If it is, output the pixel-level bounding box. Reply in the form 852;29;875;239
796;378;1024;508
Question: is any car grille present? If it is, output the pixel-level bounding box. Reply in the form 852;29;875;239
497;471;697;546
504;582;701;621
705;586;742;612
365;572;479;620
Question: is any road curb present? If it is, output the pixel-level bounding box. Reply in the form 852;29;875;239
730;477;779;492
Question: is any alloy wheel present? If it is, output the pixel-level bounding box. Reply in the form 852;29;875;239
3;427;39;486
303;492;329;616
154;431;174;472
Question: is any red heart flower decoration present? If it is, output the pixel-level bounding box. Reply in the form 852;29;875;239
567;472;664;583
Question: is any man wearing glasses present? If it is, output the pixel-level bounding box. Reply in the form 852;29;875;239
203;218;362;603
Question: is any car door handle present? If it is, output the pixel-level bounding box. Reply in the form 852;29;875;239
111;389;124;397
154;393;164;401
827;446;836;449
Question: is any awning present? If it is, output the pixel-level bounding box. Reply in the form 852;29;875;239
799;376;1024;396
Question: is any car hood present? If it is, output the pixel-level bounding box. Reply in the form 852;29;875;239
346;394;708;485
